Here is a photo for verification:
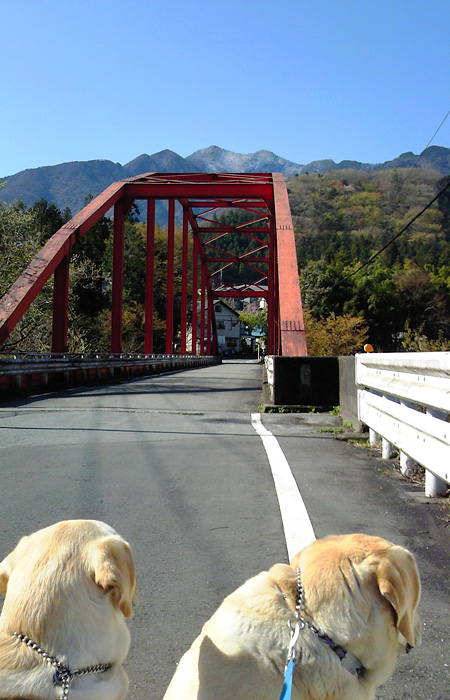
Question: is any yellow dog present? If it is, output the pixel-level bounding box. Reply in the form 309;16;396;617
164;533;421;700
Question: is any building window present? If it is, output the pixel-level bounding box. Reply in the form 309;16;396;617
216;305;222;313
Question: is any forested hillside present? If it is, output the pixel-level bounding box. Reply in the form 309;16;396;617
288;168;450;352
1;167;450;354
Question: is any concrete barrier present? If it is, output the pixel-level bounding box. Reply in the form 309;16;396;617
0;354;221;398
338;355;364;431
264;356;339;409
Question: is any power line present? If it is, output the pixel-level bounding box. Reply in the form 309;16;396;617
402;109;450;186
323;109;450;297
421;109;450;153
325;176;450;296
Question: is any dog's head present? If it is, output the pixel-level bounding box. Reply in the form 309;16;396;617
0;520;138;623
288;534;421;654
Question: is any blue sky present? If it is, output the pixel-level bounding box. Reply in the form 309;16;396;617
2;0;450;177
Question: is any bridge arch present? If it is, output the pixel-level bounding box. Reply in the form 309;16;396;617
0;173;307;356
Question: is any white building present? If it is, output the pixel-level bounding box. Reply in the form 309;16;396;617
213;300;244;354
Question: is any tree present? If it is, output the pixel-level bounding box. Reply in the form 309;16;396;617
0;202;54;351
304;311;368;356
238;308;267;332
0;200;106;353
31;198;70;244
401;320;450;351
0;202;41;296
73;194;111;268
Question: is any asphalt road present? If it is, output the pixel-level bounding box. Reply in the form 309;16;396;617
0;360;449;699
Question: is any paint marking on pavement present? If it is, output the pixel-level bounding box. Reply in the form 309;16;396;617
251;413;316;561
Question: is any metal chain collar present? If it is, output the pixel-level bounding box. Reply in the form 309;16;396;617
13;633;111;700
282;569;364;678
285;567;304;667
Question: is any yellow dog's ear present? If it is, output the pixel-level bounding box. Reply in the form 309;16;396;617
376;547;421;647
0;558;10;596
0;546;18;596
90;537;137;618
0;534;32;596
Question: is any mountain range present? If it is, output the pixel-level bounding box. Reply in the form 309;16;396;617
1;144;449;218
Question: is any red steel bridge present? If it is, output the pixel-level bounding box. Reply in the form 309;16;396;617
0;173;307;357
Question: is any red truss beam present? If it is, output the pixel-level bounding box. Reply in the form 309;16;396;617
207;258;269;265
272;173;307;355
213;290;268;299
196;216;269;227
205;242;268;261
0;180;125;349
201;229;269;245
126;183;273;203
0;172;306;356
196;226;269;235
190;203;268;215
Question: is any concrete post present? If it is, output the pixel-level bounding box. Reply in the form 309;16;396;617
382;437;392;460
425;470;448;498
400;451;416;477
369;428;379;446
425;407;449;497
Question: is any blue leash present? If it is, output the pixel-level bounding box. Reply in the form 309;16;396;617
277;567;364;699
278;568;303;700
279;658;296;700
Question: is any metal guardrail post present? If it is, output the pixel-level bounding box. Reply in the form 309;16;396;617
369;428;379;445
382;438;392;460
425;408;449;496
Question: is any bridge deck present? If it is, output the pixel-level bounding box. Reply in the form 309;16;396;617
0;361;448;698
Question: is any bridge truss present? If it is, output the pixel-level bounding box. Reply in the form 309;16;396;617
0;173;307;356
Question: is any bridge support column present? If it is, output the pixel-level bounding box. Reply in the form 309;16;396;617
191;232;198;354
111;199;124;354
180;207;189;354
51;254;70;354
267;218;276;355
206;289;212;355
145;199;155;354
200;259;206;355
275;250;280;355
166;200;175;354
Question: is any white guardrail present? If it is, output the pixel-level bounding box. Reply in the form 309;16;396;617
356;352;450;498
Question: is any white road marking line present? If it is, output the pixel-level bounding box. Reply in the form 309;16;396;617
251;413;316;561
